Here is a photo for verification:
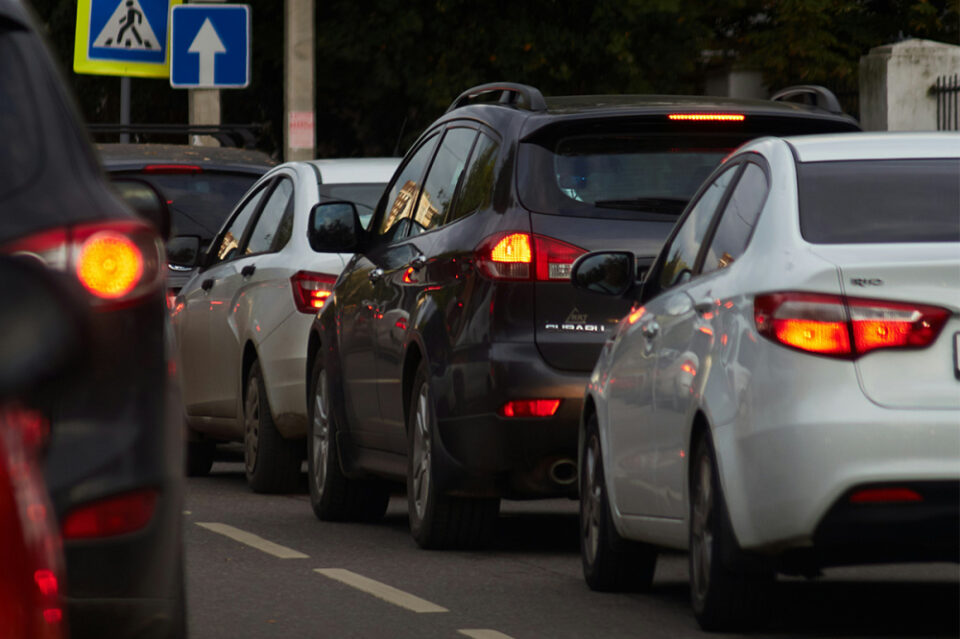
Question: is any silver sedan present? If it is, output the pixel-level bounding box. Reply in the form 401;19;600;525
571;132;960;631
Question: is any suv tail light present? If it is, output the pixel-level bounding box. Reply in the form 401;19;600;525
754;292;949;359
499;399;562;417
291;271;337;313
475;232;586;282
61;488;158;540
2;221;163;309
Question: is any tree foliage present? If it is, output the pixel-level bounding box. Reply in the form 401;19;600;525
28;0;960;159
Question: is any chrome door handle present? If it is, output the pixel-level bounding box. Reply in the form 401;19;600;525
641;321;660;339
369;268;384;283
409;254;426;271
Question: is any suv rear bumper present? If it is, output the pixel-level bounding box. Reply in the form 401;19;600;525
433;342;588;498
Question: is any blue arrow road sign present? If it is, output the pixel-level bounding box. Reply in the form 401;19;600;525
170;4;250;88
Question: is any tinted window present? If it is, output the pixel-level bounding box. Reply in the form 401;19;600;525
410;128;477;236
213;184;268;264
131;173;260;240
798;159;960;243
377;134;440;242
246;178;294;255
448;132;499;223
658;167;737;290
702;163;768;274
0;37;41;200
317;183;388;227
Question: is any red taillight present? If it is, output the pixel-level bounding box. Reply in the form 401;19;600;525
61;489;157;540
850;487;923;504
475;232;586;282
2;221;162;308
668;113;745;122
755;292;949;358
499;399;562;418
142;164;203;174
291;271;337;313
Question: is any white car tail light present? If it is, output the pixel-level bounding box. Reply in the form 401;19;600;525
291;271;337;313
754;292;949;359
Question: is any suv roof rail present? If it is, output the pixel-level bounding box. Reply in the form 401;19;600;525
87;123;264;149
446;82;547;113
770;85;844;115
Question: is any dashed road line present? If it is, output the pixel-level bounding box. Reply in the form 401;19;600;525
196;522;309;559
314;568;448;613
458;630;515;639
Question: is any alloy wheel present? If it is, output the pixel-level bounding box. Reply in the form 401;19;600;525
244;376;260;474
410;384;432;520
690;451;714;603
582;436;603;566
311;368;330;497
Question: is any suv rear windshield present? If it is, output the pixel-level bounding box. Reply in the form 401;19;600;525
798;159;960;244
519;132;752;220
115;171;260;240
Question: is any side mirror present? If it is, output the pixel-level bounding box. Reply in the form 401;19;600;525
571;251;637;297
112;178;172;241
309;201;362;253
167;235;201;269
0;257;87;399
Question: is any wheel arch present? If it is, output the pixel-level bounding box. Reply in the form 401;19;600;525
401;341;424;433
306;328;322;407
241;340;259;403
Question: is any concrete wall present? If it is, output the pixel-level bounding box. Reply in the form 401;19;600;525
705;69;768;100
859;39;960;131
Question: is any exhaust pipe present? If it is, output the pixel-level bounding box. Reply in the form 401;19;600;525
548;458;577;486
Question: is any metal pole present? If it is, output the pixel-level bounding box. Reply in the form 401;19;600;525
120;77;131;143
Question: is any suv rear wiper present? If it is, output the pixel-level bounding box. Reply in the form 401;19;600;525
593;197;688;214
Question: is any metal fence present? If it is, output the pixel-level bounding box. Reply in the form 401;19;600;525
932;74;959;131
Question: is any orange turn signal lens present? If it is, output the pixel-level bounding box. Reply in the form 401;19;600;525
491;233;532;264
76;232;144;299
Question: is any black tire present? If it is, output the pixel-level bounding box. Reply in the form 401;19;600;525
580;413;658;592
689;432;773;631
185;438;214;477
406;360;499;549
243;360;303;494
307;355;389;522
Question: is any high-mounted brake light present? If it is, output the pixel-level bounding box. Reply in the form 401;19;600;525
2;220;163;309
755;292;949;359
61;489;157;540
476;232;586;281
668;113;745;122
142;164;203;174
291;271;337;313
499;399;562;418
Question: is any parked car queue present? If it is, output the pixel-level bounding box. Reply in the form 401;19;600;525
164;80;957;630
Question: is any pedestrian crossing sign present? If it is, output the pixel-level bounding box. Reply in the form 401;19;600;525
74;0;183;78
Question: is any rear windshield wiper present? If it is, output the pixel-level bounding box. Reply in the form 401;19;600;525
593;197;688;214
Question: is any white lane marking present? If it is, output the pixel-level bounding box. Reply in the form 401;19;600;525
458;631;516;639
196;522;309;559
314;568;448;613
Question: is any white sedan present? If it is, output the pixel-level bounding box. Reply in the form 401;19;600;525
571;132;960;631
171;158;399;492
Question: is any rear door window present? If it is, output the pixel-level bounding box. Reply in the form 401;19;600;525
701;162;768;274
409;127;477;235
447;132;499;223
798;159;960;243
376;134;440;243
212;183;270;264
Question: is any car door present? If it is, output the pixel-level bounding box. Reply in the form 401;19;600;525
339;133;440;448
374;126;478;449
654;160;769;519
178;179;272;417
609;164;739;517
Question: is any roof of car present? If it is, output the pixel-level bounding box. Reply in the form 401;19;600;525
541;94;847;117
0;0;29;25
97;143;276;173
306;157;400;184
785;132;960;162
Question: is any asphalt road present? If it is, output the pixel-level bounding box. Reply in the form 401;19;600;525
185;457;960;639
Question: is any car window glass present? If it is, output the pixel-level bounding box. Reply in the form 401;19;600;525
409;128;477;236
448;132;499;223
377;134;440;242
212;184;269;264
658;166;737;290
702;163;767;275
246;178;294;255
